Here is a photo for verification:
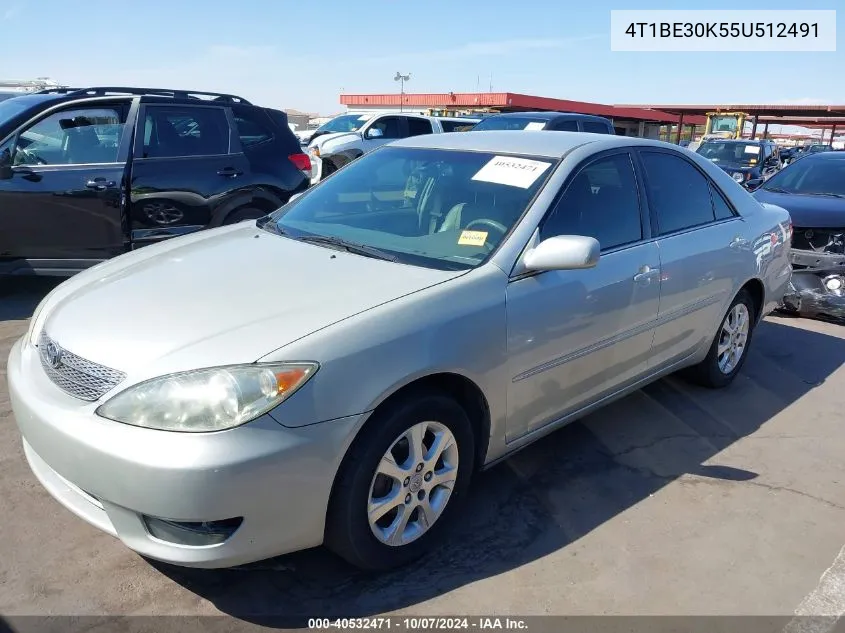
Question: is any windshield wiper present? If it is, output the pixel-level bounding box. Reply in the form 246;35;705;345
256;218;287;235
764;187;791;194
296;235;399;262
805;192;845;198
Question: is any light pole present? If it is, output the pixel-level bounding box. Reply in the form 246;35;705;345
394;72;410;112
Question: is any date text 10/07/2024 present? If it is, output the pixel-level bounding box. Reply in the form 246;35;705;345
308;617;529;630
624;22;819;38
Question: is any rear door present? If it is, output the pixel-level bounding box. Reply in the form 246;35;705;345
0;99;133;262
636;149;747;370
128;102;249;247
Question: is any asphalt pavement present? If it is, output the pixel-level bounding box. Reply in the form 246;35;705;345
1;277;845;625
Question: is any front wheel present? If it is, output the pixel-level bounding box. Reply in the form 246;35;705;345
325;389;475;570
680;289;756;388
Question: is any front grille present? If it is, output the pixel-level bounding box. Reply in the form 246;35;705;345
37;331;126;401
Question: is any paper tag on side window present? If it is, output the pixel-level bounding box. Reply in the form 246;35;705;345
744;145;759;154
472;156;552;189
524;122;545;131
458;230;488;246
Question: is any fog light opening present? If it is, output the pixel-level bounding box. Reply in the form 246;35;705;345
823;275;844;293
143;516;243;546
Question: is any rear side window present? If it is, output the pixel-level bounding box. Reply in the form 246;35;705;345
439;120;476;132
640;151;715;235
142;106;230;159
234;110;274;147
582;121;611;134
406;118;433;137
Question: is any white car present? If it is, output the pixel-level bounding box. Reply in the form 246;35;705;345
306;113;479;184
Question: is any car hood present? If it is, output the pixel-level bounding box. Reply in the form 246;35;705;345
752;189;845;228
40;224;464;378
706;160;754;172
309;131;357;150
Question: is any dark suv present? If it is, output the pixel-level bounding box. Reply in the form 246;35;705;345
695;138;781;189
0;87;311;277
469;111;615;134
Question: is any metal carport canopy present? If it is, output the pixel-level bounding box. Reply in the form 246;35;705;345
615;104;845;128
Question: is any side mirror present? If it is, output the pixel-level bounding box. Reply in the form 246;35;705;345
745;178;764;191
523;235;600;272
365;128;384;139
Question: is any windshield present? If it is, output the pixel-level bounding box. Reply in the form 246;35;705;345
316;114;372;134
472;117;548;131
807;144;831;153
697;142;762;165
761;158;845;196
264;146;556;270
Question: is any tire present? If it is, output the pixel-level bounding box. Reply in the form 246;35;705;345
325;388;475;571
320;160;337;180
680;289;757;389
222;207;267;226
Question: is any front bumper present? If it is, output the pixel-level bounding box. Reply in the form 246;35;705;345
783;249;845;319
7;337;365;568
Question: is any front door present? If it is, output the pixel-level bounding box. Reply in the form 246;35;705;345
506;151;661;441
360;116;408;154
0;102;131;262
128;103;249;246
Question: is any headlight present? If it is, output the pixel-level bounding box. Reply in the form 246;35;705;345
95;363;318;432
732;172;745;183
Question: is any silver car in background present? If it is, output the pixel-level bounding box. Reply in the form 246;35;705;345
8;132;792;571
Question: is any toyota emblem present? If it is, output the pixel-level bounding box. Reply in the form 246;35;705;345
45;340;63;369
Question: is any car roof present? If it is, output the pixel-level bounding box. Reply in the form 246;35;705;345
709;139;770;145
800;150;845;160
0;93;66;108
489;111;608;121
390;130;671;158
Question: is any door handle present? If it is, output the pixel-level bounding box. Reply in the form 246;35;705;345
730;236;749;249
633;265;660;284
85;178;116;191
217;167;243;177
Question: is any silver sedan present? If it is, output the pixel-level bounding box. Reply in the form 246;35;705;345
8;131;793;571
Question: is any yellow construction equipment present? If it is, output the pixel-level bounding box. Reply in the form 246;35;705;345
702;111;748;140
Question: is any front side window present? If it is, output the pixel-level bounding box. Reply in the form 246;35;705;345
541;153;643;250
551;120;579;132
142;106;229;158
582;121;611;134
13;107;124;166
367;117;403;139
641;151;716;235
265;147;556;270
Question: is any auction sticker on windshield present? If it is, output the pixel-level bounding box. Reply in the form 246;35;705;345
458;230;488;246
472;156;552;189
745;145;760;154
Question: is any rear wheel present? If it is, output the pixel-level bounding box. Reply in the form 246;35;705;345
681;289;756;388
325;389;475;570
222;207;267;225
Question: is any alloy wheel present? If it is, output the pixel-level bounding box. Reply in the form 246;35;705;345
367;421;459;547
717;303;750;374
